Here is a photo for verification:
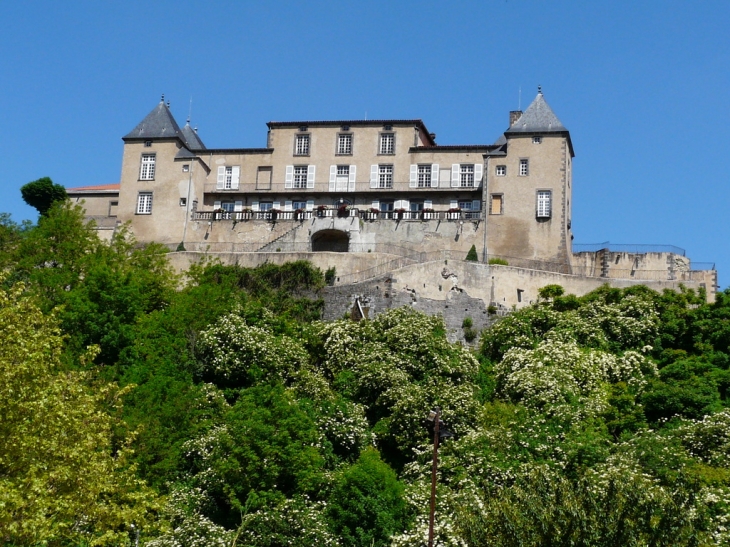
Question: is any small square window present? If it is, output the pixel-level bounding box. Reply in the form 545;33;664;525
532;136;542;144
182;165;190;172
179;197;187;206
496;165;506;176
519;159;529;176
144;140;152;147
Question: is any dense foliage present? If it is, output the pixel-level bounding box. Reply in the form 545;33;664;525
1;203;729;545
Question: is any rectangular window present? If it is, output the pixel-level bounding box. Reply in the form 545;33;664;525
496;165;506;176
224;166;233;189
378;165;393;188
259;201;273;211
295;134;310;155
292;200;307;211
182;164;190;172
520;159;529;176
136;192;152;214
256;167;272;190
460;164;475;187
337;134;352;155
490;194;503;214
293;166;308;189
410;200;424;212
537;190;552;218
335;165;350;192
380;201;394;213
379;133;395;154
417;165;431;188
221;201;235;212
139;154;156;180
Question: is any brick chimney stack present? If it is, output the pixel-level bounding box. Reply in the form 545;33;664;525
509;110;523;127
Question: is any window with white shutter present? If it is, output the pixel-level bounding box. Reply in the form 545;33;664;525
294;166;308;189
431;164;439;188
217;166;226;189
348;165;356;192
451;164;460;187
307;165;316;188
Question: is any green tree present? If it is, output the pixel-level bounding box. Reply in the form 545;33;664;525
327;447;410;547
20;176;68;216
0;281;160;545
465;245;478;262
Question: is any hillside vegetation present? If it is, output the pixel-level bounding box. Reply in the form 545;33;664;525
0;203;729;546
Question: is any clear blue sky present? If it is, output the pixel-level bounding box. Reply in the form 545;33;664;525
2;1;728;286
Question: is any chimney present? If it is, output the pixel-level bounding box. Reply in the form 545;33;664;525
429;132;436;143
509;111;523;127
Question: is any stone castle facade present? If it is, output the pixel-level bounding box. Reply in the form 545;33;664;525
68;90;716;320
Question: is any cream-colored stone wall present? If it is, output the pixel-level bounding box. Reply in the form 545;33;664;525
486;134;570;265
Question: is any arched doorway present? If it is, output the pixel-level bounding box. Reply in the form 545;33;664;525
312;229;349;252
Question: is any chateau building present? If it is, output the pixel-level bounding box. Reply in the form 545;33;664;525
68;90;715;313
70;89;574;269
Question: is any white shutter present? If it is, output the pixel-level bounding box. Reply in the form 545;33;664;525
372;199;380;210
370;165;378;188
431;164;439;188
402;199;410;211
273;201;280;209
425;199;433;209
252;201;259;211
285;200;292;211
409;164;418;188
472;200;481;211
329;165;337;192
450;199;458;209
307;165;316;188
285;165;294;189
451;164;460;187
474;163;483;184
306;199;314;211
394;199;402;209
214;200;221;209
231;166;240;189
217;166;225;189
234;200;243;212
348;165;356;192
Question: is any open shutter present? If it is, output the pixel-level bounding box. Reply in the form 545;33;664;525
431;164;439;188
217;166;225;189
450;199;458;209
425;199;433;209
409;164;418;188
231;166;240;189
472;200;481;211
402;199;410;211
307;165;316;188
451;164;460;187
214;200;221;210
306;200;314;211
474;164;483;184
372;199;380;210
252;201;259;212
234;200;243;212
273;201;280;209
285;165;294;189
329;165;337;192
285;200;292;211
348;165;356;192
370;165;378;188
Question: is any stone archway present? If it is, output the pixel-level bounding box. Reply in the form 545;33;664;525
312;229;349;252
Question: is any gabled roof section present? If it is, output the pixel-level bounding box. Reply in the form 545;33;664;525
506;90;567;134
123;96;183;141
181;122;206;150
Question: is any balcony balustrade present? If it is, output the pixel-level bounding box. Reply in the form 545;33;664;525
191;208;482;222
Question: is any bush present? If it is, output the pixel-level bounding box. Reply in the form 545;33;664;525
487;305;498;315
489;257;509;266
538;284;565;299
462;317;473;329
325;267;336;286
466;245;478;262
464;327;478;343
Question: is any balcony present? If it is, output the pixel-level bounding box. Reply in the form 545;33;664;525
191;208;483;222
202;180;482;194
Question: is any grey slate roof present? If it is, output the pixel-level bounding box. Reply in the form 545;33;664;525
506;91;567;134
181;122;206;150
123;99;183;140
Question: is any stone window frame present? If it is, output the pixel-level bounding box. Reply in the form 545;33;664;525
378;132;395;155
294;133;310;156
489;193;504;215
495;165;507;176
519;158;529;177
139;153;156;181
336;133;353;155
136;192;153;214
536;189;552;218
